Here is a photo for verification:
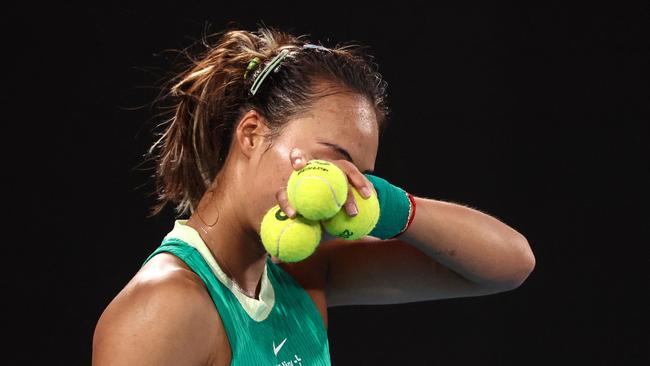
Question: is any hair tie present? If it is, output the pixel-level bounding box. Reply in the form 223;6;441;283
243;57;261;79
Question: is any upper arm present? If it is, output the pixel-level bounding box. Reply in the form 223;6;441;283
321;237;508;307
92;255;220;366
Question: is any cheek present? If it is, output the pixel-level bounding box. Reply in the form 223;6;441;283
249;148;295;229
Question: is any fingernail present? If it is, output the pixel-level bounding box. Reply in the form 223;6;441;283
294;157;302;165
348;204;358;216
361;187;371;198
286;207;295;217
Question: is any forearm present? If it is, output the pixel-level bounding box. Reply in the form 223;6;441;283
398;196;535;288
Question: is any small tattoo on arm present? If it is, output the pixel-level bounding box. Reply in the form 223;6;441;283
433;248;457;257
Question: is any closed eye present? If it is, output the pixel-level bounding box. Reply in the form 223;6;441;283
317;141;374;174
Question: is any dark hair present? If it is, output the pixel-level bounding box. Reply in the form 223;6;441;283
144;26;389;217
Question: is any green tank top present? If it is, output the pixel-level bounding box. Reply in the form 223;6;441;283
142;220;331;366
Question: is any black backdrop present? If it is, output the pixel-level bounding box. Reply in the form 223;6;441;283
3;2;647;365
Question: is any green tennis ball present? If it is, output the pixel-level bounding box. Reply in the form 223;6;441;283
322;187;380;240
287;159;348;221
260;204;322;263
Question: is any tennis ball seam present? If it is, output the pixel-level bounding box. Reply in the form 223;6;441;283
292;175;346;208
275;220;299;258
323;189;380;240
260;204;322;262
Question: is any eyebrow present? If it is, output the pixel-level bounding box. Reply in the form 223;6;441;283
318;141;374;174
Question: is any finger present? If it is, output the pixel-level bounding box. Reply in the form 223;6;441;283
276;187;296;218
290;147;308;170
343;183;358;216
336;161;374;199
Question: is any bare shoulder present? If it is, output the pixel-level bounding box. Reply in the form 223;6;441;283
93;253;223;366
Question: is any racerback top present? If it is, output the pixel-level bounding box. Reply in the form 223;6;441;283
142;219;331;366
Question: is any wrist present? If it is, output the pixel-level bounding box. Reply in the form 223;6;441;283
364;174;417;240
392;192;417;238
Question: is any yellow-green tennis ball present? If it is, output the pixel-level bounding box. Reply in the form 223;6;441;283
322;187;380;240
287;159;348;221
260;204;322;263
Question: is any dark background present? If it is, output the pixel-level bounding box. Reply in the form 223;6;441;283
3;2;647;365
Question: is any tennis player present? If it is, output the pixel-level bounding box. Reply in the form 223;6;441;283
92;27;535;366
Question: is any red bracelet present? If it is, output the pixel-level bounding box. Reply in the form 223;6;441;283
391;192;417;239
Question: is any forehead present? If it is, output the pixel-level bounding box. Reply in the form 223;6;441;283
283;91;379;170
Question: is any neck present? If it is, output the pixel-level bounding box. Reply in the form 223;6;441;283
186;173;268;299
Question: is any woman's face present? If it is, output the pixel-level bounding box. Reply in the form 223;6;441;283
246;91;380;235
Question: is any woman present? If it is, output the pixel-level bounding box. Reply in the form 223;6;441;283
93;27;535;365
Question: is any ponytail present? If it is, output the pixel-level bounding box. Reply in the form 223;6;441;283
144;27;389;217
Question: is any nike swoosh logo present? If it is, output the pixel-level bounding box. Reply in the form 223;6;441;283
273;338;287;356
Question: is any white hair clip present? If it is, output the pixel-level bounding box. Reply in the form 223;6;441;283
250;49;291;96
248;44;331;96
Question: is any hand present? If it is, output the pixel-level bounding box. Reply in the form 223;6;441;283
275;147;376;241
